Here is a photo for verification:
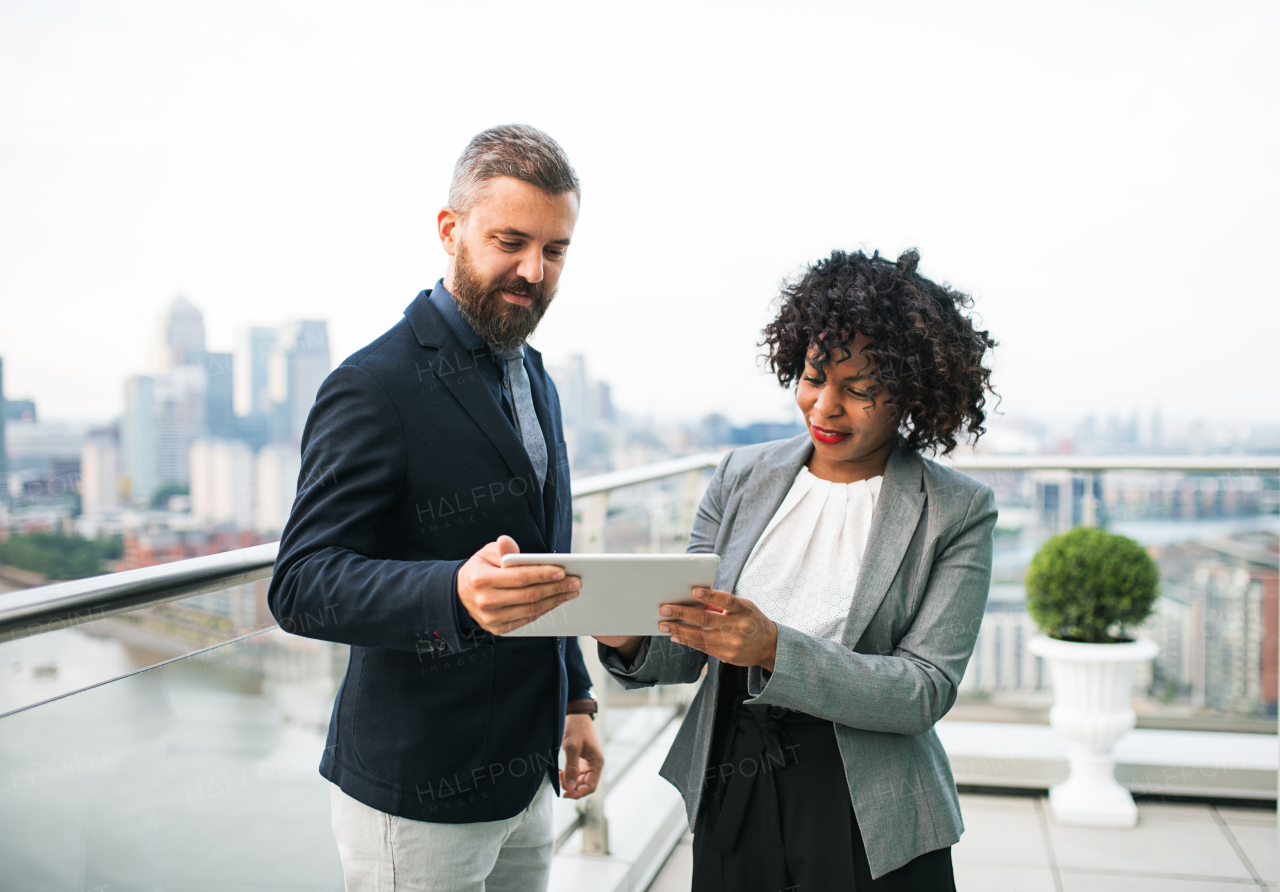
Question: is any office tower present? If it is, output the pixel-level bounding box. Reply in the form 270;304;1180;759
233;327;278;452
205;351;235;439
158;295;207;369
190;439;254;529
121;375;157;506
269;321;330;442
155;363;207;493
122;295;213;498
555;354;590;430
255;442;301;533
547;354;616;471
81;426;121;513
5;399;36;421
236;327;278;417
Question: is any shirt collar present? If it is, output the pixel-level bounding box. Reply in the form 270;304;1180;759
428;279;486;352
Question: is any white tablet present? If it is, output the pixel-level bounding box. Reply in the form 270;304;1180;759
498;553;720;637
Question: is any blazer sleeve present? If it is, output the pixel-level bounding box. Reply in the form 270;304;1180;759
597;453;729;688
747;485;997;735
565;636;593;702
267;364;470;654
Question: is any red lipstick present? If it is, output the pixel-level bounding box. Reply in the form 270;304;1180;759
811;424;851;445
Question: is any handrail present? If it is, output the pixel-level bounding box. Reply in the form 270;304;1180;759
569;451;1280;494
2;452;1275;644
0;542;278;643
570;451;724;498
945;455;1280;472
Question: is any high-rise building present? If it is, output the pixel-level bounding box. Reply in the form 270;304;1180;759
147;297;215;494
255;442;301;533
4;399;36;422
157;295;207;369
236;327;278;417
232;327;279;452
190;439;254;530
205;351;235;439
155;363;207;493
121;375;157;506
547;354;616;472
81;426;121;513
269;321;330;442
116;300;331;516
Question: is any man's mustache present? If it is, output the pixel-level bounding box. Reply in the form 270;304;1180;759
492;278;546;302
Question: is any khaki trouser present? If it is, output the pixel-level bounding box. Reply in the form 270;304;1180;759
329;774;554;892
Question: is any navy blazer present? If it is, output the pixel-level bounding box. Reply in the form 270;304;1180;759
268;287;592;824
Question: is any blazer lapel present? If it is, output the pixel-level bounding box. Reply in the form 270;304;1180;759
715;435;812;594
840;443;925;648
405;293;547;542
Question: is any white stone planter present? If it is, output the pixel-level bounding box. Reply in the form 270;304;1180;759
1027;634;1159;828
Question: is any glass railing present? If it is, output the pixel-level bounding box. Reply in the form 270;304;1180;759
0;615;348;890
570;453;1279;732
1;450;1275;885
0;456;723;877
948;456;1279;733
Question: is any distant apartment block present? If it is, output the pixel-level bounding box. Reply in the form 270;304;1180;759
121;375;157;506
190;439;254;530
80;426;120;513
255;442;301;534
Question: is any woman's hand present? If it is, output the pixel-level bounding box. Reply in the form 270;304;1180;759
658;588;778;671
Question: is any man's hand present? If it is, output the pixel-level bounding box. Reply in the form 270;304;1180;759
457;536;581;635
657;587;778;671
560;714;603;800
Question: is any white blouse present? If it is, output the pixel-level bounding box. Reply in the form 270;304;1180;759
734;466;882;641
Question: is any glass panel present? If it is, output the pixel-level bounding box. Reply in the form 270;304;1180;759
0;625;347;891
598;470;713;556
572;470;715;741
574;465;1278;735
958;468;1279;730
0;579;277;716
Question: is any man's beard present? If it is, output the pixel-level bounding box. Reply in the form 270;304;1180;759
451;242;555;351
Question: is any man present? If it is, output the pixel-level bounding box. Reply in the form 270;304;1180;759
268;124;602;892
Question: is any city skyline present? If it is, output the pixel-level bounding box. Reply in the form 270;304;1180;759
4;288;1279;447
1;4;1277;427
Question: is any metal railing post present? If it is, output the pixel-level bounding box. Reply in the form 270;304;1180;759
576;492;608;554
574;491;610;854
1082;471;1098;527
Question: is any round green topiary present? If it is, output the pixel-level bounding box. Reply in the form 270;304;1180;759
1025;527;1160;644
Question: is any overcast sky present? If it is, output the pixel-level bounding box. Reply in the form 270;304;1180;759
1;1;1276;428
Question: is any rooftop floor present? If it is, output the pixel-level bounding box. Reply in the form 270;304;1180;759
647;793;1277;891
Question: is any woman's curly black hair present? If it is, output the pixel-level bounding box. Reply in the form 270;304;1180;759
762;249;997;456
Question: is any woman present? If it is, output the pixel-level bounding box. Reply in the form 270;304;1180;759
596;249;998;890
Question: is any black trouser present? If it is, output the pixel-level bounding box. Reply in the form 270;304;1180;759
691;667;956;892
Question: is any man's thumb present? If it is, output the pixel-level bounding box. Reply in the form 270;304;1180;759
496;535;520;557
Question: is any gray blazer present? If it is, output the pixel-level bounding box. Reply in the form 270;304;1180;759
599;436;996;879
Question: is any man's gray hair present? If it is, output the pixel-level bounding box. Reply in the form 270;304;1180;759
448;124;580;216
